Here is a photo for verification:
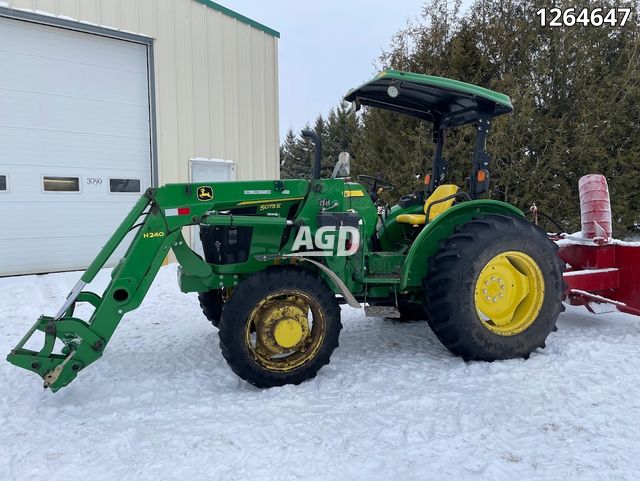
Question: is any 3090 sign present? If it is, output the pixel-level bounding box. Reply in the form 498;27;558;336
536;8;632;27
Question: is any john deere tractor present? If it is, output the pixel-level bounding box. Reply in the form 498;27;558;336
7;70;564;392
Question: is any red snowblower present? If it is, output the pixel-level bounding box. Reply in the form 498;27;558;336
555;174;640;316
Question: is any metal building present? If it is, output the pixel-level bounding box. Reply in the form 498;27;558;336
0;0;280;276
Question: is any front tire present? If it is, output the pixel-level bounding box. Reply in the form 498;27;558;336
424;214;564;361
219;266;342;387
198;290;224;328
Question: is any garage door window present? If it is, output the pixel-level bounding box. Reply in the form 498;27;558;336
43;176;80;192
0;175;7;192
109;178;141;193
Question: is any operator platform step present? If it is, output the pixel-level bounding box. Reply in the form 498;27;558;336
364;306;401;318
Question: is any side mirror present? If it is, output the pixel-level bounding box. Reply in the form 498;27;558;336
331;152;351;178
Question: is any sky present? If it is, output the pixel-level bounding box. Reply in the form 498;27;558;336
223;1;428;140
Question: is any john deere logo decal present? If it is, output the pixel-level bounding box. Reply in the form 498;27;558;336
197;186;213;201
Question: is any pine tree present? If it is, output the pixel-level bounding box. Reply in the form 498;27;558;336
353;0;640;233
282;0;640;233
280;128;312;179
280;107;362;179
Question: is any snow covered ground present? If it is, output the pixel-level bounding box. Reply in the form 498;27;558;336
1;264;640;480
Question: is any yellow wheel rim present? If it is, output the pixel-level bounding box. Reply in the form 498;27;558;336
245;291;325;372
474;251;545;336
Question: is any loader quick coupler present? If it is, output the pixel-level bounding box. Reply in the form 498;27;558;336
7;311;105;390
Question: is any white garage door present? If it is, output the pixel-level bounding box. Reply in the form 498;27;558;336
0;16;152;276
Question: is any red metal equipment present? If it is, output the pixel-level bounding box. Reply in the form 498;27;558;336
578;174;613;240
557;174;640;316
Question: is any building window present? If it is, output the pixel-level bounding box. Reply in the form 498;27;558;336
109;178;141;193
43;176;80;192
190;158;236;183
0;175;7;192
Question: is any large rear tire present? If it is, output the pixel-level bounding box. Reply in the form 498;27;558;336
219;266;342;387
424;214;564;361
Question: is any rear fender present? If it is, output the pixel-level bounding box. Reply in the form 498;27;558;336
400;200;524;288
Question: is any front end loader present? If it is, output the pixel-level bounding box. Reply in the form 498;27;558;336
8;70;566;392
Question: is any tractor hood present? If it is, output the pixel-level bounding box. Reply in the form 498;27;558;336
344;70;513;128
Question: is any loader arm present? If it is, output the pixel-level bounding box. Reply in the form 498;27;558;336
6;182;303;392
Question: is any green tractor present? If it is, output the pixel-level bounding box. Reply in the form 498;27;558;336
7;70;564;392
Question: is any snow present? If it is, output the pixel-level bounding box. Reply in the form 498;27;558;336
563;268;618;277
6;8;143;36
555;232;604;247
555;231;640;248
2;265;640;480
569;289;627;307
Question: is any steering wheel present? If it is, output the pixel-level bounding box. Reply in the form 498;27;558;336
356;175;395;201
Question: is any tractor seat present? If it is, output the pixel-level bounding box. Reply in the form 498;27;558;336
396;184;459;225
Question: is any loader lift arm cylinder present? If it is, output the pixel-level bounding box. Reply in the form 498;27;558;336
50;193;154;320
81;192;153;283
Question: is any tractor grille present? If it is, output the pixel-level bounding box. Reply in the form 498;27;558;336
200;225;253;265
